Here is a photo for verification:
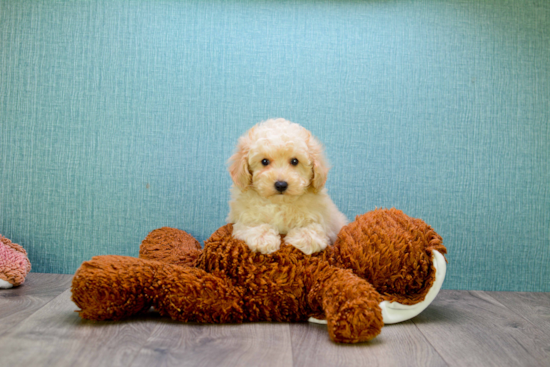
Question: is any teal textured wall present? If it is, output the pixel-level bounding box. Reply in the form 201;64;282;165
1;0;548;291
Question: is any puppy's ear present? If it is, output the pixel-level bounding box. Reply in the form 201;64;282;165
308;136;329;192
228;135;252;190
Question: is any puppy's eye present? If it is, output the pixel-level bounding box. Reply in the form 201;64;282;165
261;159;270;166
290;158;299;166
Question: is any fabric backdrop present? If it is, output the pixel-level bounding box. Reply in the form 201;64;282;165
1;0;548;291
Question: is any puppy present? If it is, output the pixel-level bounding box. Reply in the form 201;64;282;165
226;118;348;255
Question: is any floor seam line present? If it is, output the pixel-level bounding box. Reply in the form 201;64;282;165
410;318;452;367
0;287;72;344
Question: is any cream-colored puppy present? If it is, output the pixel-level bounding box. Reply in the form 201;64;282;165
226;118;348;255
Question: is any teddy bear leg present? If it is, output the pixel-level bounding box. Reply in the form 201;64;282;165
151;267;245;323
307;266;384;343
72;255;246;324
72;255;159;321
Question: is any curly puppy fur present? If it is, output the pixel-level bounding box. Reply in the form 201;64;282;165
227;119;348;255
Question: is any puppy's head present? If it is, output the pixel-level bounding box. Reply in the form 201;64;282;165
228;119;329;198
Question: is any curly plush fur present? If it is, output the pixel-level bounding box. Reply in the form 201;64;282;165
71;208;446;344
0;235;31;288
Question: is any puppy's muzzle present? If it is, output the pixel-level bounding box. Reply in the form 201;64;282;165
274;181;288;193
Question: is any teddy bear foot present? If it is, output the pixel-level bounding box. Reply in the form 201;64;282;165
309;249;447;326
72;255;158;321
310;267;384;343
379;250;446;324
325;298;384;343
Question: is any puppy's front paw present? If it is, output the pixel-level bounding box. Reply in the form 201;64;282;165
233;224;281;254
285;224;330;255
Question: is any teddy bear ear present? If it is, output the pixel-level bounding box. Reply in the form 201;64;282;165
228;136;252;190
308;136;329;192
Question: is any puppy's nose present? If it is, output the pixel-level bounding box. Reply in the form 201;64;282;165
274;181;288;193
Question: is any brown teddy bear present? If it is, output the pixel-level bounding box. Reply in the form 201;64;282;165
71;208;446;343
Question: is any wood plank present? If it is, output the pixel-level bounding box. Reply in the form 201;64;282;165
0;273;73;298
290;320;448;367
0;273;73;335
2;274;550;367
129;321;293;367
0;289;158;367
489;291;550;336
412;290;550;367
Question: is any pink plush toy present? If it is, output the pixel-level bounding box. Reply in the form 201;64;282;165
0;235;31;289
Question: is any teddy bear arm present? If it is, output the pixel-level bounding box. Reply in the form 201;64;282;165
306;264;384;343
139;227;202;267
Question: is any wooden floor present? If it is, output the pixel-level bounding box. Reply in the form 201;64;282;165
0;274;549;367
